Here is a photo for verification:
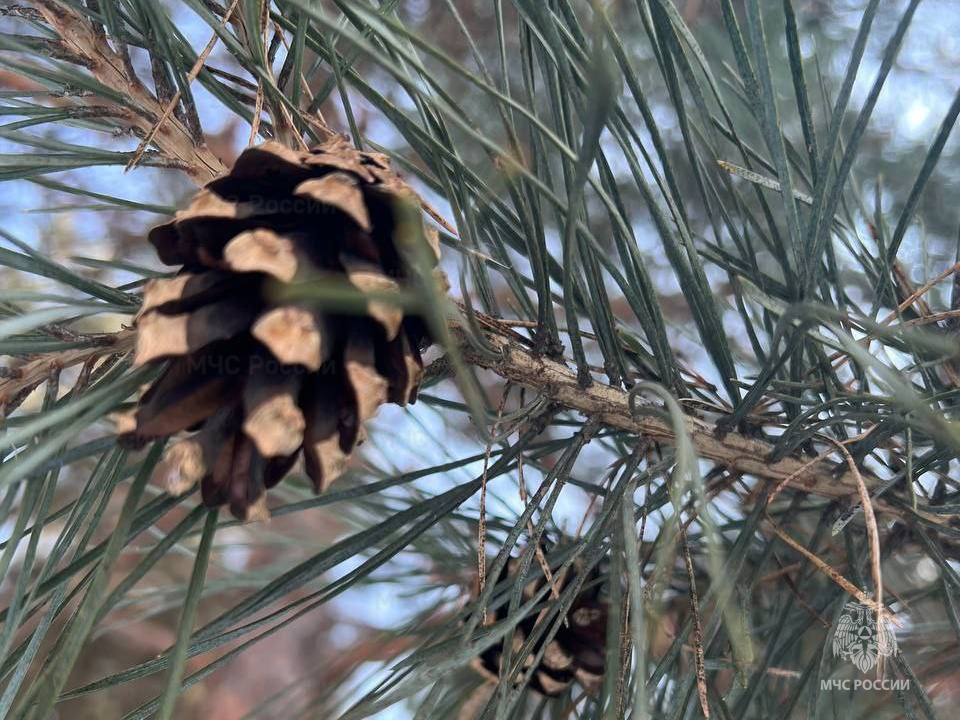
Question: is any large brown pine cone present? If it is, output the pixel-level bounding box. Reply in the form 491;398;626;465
474;547;607;697
116;137;444;520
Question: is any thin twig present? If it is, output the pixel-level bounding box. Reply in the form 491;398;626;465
824;261;960;374
826;434;885;677
516;439;560;601
680;526;710;720
765;515;897;627
247;0;270;145
476;386;510;616
0;314;950;531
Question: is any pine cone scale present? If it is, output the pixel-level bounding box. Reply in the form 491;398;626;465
241;367;305;458
250;305;326;370
294;174;372;231
342;256;404;340
221;228;303;282
302;376;351;493
376;333;423;405
133;300;256;366
120;351;239;438
139;272;230;315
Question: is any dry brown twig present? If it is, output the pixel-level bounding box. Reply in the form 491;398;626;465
824;260;960;377
680;526;710;720
514;408;561;602
826;434;887;677
765;515;899;630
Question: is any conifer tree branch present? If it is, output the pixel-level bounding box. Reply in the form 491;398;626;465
0;330;135;409
2;320;941;529
30;0;227;183
455;325;871;502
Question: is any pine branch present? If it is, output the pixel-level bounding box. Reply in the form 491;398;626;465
0;317;942;531
0;330;134;409
29;0;226;183
453;323;944;518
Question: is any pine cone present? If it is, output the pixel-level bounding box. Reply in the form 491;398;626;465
116;137;444;520
474;547;607;697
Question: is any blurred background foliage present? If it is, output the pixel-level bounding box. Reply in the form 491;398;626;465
0;0;959;719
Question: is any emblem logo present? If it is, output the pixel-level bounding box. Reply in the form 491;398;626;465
832;601;897;673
